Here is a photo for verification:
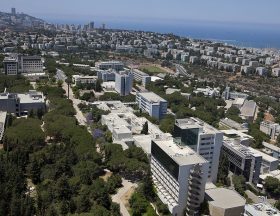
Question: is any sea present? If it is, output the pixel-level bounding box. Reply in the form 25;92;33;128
45;17;280;49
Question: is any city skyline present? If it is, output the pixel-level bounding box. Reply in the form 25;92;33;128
2;0;280;25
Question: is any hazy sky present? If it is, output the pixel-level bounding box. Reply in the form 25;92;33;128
2;0;280;25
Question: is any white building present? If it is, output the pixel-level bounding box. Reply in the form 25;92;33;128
115;71;133;96
173;118;223;183
136;92;167;120
260;121;280;140
151;139;209;216
272;68;280;77
244;201;280;216
131;69;151;87
262;142;280;161
194;87;220;97
72;75;97;85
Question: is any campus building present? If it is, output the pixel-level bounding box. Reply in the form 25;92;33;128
221;139;262;184
0;90;45;116
115;71;133;96
151;139;209;216
96;61;124;71
3;55;43;75
97;70;116;82
173;118;223;183
132;69;151;87
260;121;280;140
136;92;167;120
72;75;97;85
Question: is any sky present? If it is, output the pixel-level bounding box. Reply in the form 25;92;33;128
2;0;280;26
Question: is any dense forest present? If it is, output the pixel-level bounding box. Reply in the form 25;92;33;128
0;81;153;215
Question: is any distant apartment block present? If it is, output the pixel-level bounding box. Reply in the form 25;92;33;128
0;111;7;142
96;61;124;71
115;71;133;96
222;139;262;184
151;139;209;216
97;70;116;82
272;68;280;77
256;67;268;76
260;121;280;140
3;55;43;75
0;90;45;116
72;75;97;85
173;118;223;183
136;92;167;120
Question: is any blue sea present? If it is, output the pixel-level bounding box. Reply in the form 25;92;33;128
45;17;280;49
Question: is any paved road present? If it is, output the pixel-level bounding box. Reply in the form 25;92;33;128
112;179;137;216
56;69;88;127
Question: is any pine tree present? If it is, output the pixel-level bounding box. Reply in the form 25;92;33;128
141;121;149;135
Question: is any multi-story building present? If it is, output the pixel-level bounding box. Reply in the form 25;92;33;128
222;87;248;100
151;139;209;216
72;75;97;85
0;111;7;142
249;147;279;174
244;201;280;216
131;69;151;87
262;141;280;161
3;56;18;75
96;61;124;71
19;56;43;74
172;118;223;183
0;90;45;116
3;55;43;75
97;70;116;82
115;71;133;96
136;92;167;120
221;139;262;184
260;121;280;140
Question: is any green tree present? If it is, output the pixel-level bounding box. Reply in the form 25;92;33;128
141;121;149;135
232;175;246;196
217;154;230;186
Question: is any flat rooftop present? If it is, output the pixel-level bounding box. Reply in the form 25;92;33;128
240;100;257;117
137;92;166;103
153;139;208;166
206;188;246;209
249;147;278;163
223;139;260;158
176;117;221;134
262;141;280;152
245;202;280;216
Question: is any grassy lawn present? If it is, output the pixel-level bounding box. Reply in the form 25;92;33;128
140;65;166;75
